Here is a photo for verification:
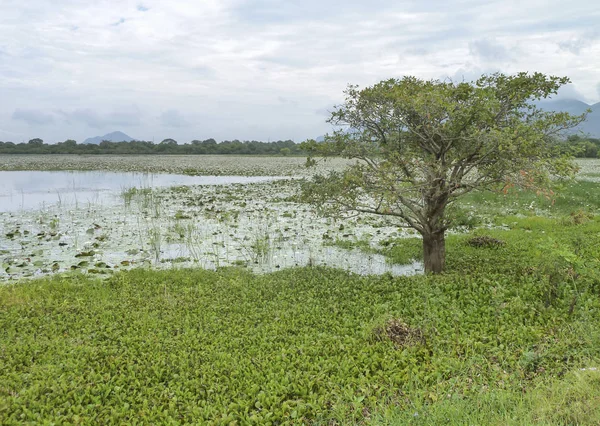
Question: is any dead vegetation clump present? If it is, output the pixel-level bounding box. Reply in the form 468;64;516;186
373;319;425;347
570;210;594;225
467;235;506;248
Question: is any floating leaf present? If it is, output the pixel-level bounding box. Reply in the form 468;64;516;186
75;251;95;258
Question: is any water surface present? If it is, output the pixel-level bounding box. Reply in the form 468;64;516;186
1;171;423;280
0;171;282;212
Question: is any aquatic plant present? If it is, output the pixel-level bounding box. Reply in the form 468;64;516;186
120;186;137;207
1;260;599;423
2;158;600;281
148;227;162;264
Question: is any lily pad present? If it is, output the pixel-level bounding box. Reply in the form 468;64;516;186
75;251;95;258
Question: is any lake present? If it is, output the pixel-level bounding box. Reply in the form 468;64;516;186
0;168;423;280
0;171;283;213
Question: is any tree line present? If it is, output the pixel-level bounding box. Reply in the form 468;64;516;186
0;138;304;156
559;135;600;158
1;134;597;157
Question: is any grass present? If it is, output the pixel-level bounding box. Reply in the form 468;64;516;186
120;186;138;207
455;180;600;218
2;180;600;424
375;368;600;425
148;227;162;263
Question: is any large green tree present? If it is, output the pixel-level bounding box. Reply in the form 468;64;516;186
27;138;44;146
302;72;587;273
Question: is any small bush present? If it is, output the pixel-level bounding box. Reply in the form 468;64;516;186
570;209;594;225
467;235;506;248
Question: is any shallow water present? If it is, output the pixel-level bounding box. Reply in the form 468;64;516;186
0;171;282;212
159;242;423;277
1;175;423;280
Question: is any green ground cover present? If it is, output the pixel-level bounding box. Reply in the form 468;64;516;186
1;182;600;424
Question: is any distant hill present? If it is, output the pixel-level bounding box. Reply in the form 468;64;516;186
83;131;134;145
536;99;600;137
314;128;360;142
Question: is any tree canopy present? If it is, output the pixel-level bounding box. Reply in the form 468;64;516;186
301;72;587;273
0;139;303;156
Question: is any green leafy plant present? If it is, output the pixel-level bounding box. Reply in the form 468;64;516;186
302;72;586;273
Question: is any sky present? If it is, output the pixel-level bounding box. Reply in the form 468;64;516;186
0;0;599;143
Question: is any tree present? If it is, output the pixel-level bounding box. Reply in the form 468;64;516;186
28;138;44;145
577;141;598;158
301;72;586;273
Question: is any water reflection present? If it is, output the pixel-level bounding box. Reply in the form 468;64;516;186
0;171;282;212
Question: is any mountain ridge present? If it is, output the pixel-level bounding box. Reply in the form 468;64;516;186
83;131;134;145
537;99;600;137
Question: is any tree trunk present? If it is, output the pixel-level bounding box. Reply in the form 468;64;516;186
422;231;446;274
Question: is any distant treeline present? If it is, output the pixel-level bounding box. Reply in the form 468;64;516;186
1;135;599;158
557;135;600;158
0;138;304;156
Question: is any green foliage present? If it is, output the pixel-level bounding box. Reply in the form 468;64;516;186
0;138;306;156
27;138;44;146
1;213;600;423
374;368;600;425
445;204;482;230
557;135;600;158
120;186;138;206
380;237;424;264
301;72;586;272
246;231;272;263
302;72;585;224
328;235;374;253
2;175;600;423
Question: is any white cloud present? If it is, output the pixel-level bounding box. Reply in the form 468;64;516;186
160;109;190;128
59;107;142;129
469;39;512;62
553;84;587;101
558;30;599;54
12;109;55;125
0;0;599;142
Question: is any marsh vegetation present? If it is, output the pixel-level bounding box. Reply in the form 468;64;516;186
1;155;600;424
0;162;422;280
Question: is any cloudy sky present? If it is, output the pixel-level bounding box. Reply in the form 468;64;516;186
1;0;599;143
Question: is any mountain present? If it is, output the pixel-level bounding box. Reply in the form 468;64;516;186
83;131;135;145
536;99;600;137
314;127;361;142
537;99;590;115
